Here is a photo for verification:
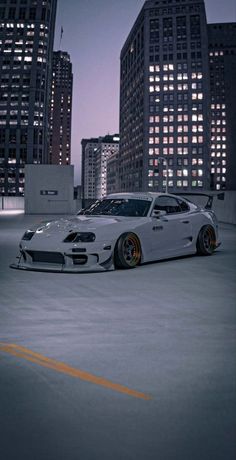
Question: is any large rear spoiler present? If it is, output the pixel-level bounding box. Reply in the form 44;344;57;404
177;192;225;210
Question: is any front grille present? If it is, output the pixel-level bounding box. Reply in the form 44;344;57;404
27;251;64;265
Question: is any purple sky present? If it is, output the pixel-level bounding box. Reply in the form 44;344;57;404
54;0;236;185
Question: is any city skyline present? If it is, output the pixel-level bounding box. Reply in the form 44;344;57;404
54;0;236;185
0;0;58;196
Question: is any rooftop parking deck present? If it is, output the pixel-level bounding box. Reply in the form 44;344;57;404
0;212;236;460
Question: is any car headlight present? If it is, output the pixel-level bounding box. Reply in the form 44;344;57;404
22;230;35;241
63;232;96;243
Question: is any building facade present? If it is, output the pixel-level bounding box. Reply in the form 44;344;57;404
107;149;119;195
49;50;73;166
81;135;119;200
81;138;99;200
208;23;236;191
119;0;210;194
0;0;57;196
95;135;119;198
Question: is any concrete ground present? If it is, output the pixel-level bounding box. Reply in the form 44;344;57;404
0;211;236;460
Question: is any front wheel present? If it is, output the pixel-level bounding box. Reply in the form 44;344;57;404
114;232;141;269
197;225;216;256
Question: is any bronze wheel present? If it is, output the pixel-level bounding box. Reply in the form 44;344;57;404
197;225;216;256
114;232;141;269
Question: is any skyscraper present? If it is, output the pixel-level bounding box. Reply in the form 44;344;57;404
0;0;57;196
81;138;99;200
49;50;73;166
119;0;211;193
107;149;119;195
94;135;119;198
208;23;236;191
81;135;119;200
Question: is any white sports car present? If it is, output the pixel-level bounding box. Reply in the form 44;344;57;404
10;192;221;273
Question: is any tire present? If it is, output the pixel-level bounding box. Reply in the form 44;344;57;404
196;225;216;256
114;232;141;269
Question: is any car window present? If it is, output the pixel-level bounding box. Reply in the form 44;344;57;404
178;199;190;212
78;199;152;217
154;196;182;214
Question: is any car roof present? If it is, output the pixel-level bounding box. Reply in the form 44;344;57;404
106;192;162;199
106;192;184;200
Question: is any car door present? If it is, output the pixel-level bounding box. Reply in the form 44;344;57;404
150;195;192;259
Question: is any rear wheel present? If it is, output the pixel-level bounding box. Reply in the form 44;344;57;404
197;225;216;256
114;232;141;269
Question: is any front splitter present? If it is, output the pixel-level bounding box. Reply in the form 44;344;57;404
9;262;114;274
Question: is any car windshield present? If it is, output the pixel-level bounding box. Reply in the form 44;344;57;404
78;199;152;217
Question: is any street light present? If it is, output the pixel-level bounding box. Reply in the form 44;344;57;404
158;156;168;193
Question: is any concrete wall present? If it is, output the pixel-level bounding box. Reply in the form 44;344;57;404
0;196;24;210
1;189;236;224
24;164;75;214
212;191;236;225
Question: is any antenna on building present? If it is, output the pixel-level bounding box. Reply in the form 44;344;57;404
59;26;63;50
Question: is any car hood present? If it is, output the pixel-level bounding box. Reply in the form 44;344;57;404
31;215;143;238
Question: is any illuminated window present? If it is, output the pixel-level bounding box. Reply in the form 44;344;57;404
192;93;203;100
163;126;174;133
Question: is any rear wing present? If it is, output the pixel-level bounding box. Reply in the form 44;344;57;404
177;192;225;210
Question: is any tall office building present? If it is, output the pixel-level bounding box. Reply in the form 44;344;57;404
208;23;236;191
49;50;73;166
95;135;119;198
119;0;211;193
81;138;99;200
81;134;119;200
0;0;57;196
107;149;119;195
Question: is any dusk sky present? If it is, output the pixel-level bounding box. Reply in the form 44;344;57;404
54;0;236;185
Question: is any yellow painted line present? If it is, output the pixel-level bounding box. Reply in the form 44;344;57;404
0;342;151;401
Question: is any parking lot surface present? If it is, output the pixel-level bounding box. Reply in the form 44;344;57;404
0;212;236;460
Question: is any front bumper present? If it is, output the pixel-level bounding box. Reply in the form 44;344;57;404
10;244;114;273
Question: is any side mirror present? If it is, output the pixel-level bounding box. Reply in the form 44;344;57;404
152;209;167;219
